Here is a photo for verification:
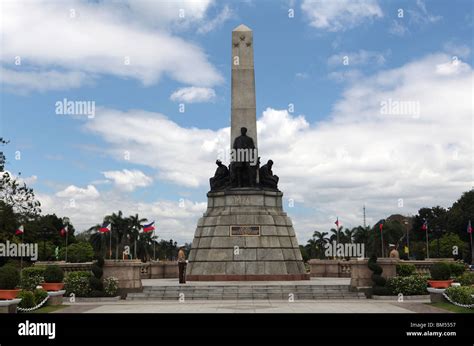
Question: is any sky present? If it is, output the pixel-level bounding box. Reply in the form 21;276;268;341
0;0;473;245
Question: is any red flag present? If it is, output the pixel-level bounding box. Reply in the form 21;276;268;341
421;220;428;231
334;217;340;228
15;225;24;235
60;225;68;237
100;222;111;233
468;220;472;234
379;223;383;231
142;221;155;233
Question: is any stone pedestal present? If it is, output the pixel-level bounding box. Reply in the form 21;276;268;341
103;260;143;297
187;188;308;281
0;299;21;313
350;258;398;289
47;290;65;306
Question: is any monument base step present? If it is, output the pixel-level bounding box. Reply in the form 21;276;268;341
127;283;366;301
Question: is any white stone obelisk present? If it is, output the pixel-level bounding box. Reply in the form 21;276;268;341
231;24;257;150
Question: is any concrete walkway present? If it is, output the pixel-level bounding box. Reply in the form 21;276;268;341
56;299;429;313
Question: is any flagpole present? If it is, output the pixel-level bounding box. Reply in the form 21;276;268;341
380;228;384;257
470;231;473;265
153;229;156;261
426;227;430;259
109;228;112;260
20;231;24;271
65;227;69;262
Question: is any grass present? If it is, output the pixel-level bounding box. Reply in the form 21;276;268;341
26;305;67;313
428;302;474;313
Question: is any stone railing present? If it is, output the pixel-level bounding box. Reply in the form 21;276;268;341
308;258;455;279
35;261;93;275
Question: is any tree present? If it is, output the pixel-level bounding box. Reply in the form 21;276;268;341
428;233;468;260
447;190;474;243
0;138;41;218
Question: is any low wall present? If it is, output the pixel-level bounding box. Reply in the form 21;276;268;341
308;258;455;278
35;260;143;296
139;261;179;279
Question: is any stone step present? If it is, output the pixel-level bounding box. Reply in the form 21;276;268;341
128;285;365;301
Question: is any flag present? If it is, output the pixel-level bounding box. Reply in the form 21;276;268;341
379;220;384;231
334;217;340;228
468;220;472;234
100;222;111;233
421;220;428;231
60;225;68;237
143;221;155;233
15;225;24;235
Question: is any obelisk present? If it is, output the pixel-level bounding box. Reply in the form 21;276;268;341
231;24;257;149
186;24;308;281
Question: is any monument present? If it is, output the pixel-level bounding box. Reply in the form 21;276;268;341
186;24;308;281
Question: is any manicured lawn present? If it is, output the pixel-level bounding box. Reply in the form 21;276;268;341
427;302;474;313
26;305;67;313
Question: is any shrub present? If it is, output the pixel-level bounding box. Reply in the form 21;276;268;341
386;275;428;296
89;276;103;292
33;288;48;304
449;262;466;277
61;242;94;263
430;262;451;280
20;267;45;290
103;277;118;297
18;290;36;309
444;286;474;306
457;272;474;286
91;264;103;280
372;286;393;296
44;265;64;283
0;265;20;289
96;256;105;267
64;271;92;297
396;263;416;277
368;255;386;286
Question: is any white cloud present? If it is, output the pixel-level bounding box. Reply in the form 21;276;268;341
301;0;383;31
84;108;229;187
388;20;409;37
0;0;223;91
83;51;472;243
0;68;90;93
170;86;217;103
39;190;206;244
102;169;152;192
409;0;442;25
197;5;233;34
56;185;100;200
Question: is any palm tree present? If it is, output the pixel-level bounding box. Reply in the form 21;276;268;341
344;228;355;243
89;223;109;258
128;214;147;259
313;231;329;259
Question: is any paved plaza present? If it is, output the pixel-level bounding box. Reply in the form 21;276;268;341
56;299;445;313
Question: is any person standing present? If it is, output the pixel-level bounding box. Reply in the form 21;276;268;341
178;247;187;284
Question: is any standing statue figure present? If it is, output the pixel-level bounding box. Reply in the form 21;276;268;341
209;160;229;191
259;159;279;190
231;127;257;187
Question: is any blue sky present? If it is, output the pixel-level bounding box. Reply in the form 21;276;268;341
1;0;472;244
